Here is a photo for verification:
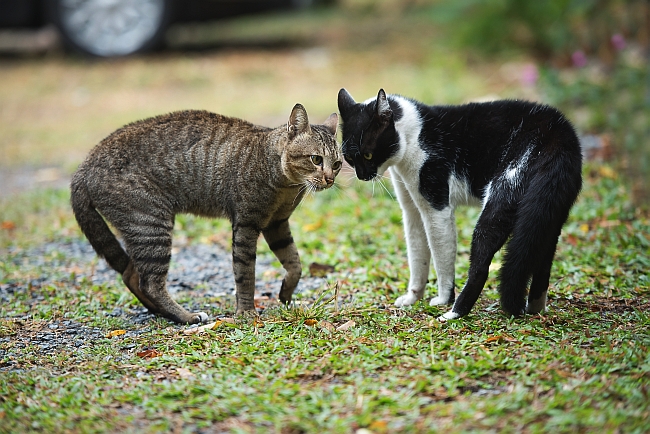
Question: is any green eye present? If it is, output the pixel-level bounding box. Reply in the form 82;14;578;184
332;161;342;170
363;152;373;160
310;155;323;165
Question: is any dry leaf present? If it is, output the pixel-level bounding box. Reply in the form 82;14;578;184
183;322;218;335
137;349;162;359
228;356;246;366
304;319;318;326
309;262;335;277
302;220;322;232
106;329;126;338
0;221;16;230
486;335;504;343
176;367;194;379
336;320;355;331
253;318;265;328
369;420;388;431
319;320;336;332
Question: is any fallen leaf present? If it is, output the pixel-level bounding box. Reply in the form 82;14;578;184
597;165;616;179
302;220;322;232
566;234;578;246
579;223;590;233
137;349;162;359
0;221;16;230
369;420;388;431
176;367;194;379
106;329;126;338
254;318;265;328
304;319;318;326
319;320;336;332
183;322;218;335
228;356;246;366
486;335;504;343
309;262;335;277
336;320;355;331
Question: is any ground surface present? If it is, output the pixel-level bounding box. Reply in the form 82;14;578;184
1;4;649;434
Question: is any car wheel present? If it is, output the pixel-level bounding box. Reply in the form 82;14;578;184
47;0;173;57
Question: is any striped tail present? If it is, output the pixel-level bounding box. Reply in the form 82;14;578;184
70;173;130;274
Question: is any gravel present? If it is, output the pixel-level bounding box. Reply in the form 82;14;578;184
0;239;327;371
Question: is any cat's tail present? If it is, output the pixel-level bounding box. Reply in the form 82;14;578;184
70;172;130;274
498;142;583;315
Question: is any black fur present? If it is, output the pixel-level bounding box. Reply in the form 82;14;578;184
338;88;582;318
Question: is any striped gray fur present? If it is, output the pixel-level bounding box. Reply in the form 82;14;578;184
70;105;341;324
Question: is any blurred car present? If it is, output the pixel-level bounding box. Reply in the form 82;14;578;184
0;0;312;57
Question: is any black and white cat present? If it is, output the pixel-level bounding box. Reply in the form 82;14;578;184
337;88;582;320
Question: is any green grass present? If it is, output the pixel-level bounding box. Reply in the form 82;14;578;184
1;163;649;433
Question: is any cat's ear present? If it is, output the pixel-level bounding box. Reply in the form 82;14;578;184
338;88;356;114
322;113;338;136
288;103;311;138
376;89;392;122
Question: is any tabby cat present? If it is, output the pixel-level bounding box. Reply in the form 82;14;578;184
337;88;582;320
71;105;341;324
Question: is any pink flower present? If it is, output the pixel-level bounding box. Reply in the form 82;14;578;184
521;63;539;86
572;50;587;68
611;34;626;51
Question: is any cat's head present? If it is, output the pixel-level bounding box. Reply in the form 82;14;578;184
337;88;400;181
282;104;342;191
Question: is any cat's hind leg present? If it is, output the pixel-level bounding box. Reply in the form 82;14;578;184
441;198;516;320
263;218;302;306
526;228;562;314
122;217;208;324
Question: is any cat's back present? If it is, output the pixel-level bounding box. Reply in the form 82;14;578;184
87;110;268;165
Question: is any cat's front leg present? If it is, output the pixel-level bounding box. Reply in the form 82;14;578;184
392;172;430;307
232;224;260;314
263;218;302;305
423;206;457;306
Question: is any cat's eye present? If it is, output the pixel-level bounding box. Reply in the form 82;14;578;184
363;152;373;160
310;155;323;166
332;161;342;170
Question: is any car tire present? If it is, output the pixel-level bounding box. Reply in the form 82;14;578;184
45;0;174;57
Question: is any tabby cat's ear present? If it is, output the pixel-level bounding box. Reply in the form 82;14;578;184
288;103;311;139
338;88;356;114
323;113;338;136
376;89;392;122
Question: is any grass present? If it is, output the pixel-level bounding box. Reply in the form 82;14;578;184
1;163;649;433
1;4;649;433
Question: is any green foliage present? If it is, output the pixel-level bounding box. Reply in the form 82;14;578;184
540;57;650;205
1;164;649;432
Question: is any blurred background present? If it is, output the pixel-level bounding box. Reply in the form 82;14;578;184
0;0;648;205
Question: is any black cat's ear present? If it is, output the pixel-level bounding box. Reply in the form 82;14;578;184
288;103;311;138
376;89;392;122
338;88;356;114
323;113;338;136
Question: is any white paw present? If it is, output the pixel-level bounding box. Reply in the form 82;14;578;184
430;296;451;306
195;312;209;323
438;311;461;322
395;292;421;307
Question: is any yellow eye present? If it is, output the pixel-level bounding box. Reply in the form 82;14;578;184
332;161;342;170
310;155;323;165
363;152;373;160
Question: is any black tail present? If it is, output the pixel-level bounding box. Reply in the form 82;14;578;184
70;173;130;274
499;145;583;315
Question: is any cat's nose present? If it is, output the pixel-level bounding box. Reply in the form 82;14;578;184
326;177;334;186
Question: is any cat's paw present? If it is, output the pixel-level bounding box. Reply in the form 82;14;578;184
429;295;454;306
189;312;209;324
395;292;421;307
438;310;461;322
